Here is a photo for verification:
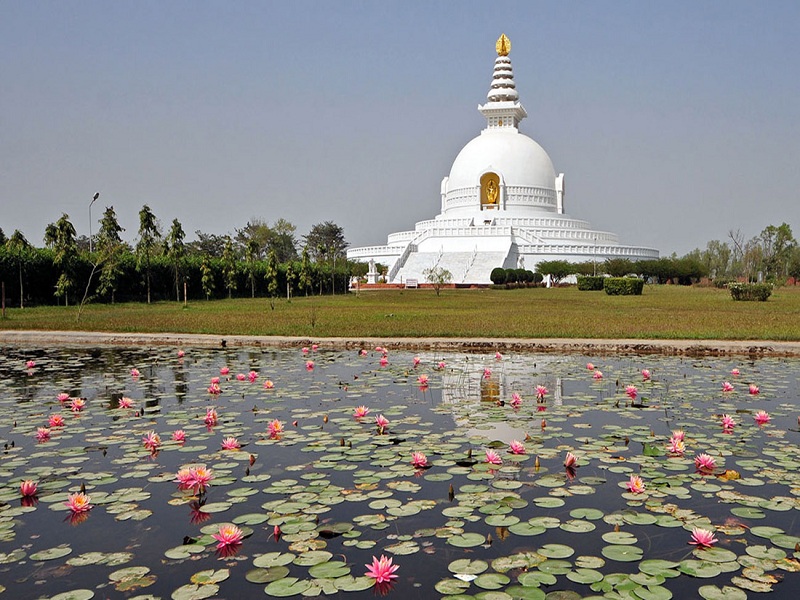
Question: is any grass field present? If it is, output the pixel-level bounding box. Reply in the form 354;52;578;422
2;285;800;340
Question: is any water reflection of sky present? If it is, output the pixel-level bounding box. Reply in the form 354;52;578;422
1;345;799;599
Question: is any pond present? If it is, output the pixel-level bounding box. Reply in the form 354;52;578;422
1;344;799;600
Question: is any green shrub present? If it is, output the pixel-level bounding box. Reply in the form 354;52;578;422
504;268;518;284
490;267;506;285
604;277;644;296
531;272;544;284
577;275;605;291
729;282;772;301
713;277;735;289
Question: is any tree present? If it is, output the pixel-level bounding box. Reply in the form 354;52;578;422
6;230;31;308
758;223;796;281
164;218;186;302
423;266;452;296
136;205;162;304
788;246;800;284
222;236;238;299
700;240;732;280
51;214;78;305
285;263;295;300
200;258;215;300
603;258;634;277
188;231;227;258
298;246;312;296
236;218;298;262
265;248;279;309
245;239;259;298
537;260;574;285
96;206;126;303
0;227;6;245
303;221;348;263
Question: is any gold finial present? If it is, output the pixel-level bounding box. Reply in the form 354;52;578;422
496;34;511;57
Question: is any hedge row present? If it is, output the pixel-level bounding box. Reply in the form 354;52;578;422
728;283;772;302
576;276;605;291
603;277;645;296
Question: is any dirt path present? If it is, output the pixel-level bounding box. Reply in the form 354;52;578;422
3;330;800;357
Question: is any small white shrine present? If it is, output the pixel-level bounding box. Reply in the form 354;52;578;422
347;34;658;284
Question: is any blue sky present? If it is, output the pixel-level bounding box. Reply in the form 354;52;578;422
2;1;799;256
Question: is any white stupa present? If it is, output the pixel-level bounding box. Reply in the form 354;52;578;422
348;34;658;284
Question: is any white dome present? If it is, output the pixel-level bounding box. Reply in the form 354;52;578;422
448;130;556;189
443;129;558;215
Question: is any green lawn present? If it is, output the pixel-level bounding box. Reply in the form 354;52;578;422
2;285;800;340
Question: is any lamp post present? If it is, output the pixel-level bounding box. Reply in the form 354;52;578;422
89;192;100;253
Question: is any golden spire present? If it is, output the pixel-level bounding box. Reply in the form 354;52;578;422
496;33;511;57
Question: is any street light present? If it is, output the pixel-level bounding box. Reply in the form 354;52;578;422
89;192;100;253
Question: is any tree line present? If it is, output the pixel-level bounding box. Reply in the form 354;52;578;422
0;206;360;308
523;223;800;286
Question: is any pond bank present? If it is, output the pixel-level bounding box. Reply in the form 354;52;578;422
3;330;800;357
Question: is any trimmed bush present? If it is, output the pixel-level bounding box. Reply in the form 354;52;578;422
729;282;772;301
490;267;506;285
604;277;644;296
577;275;605;291
504;268;518;284
531;272;544;284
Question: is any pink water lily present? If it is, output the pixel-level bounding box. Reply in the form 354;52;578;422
754;410;771;425
267;419;284;437
721;414;736;431
177;465;214;493
625;385;638;400
221;436;240;450
535;385;548;401
495;352;503;360
36;427;51;442
731;368;740;376
172;429;186;443
379;356;389;366
312;344;319;351
143;431;161;452
302;347;310;354
57;392;70;403
263;379;274;389
375;414;389;433
689;527;718;548
248;370;258;382
626;474;645;494
510;392;522;408
411;451;428;468
212;524;244;550
219;367;230;376
593;370;603;379
207;382;221;395
70;397;85;412
360;349;368;356
417;374;429;387
236;373;246;381
694;453;716;472
722;381;734;393
177;350;185;358
485;449;502;465
26;360;36;369
204;408;218;426
667;437;685;455
671;429;685;442
564;452;578;469
483;368;492;379
48;414;65;428
586;362;595;370
130;368;140;377
509;440;526;455
20;480;38;497
353;405;370;419
749;384;760;395
641;369;651;381
365;554;399;584
306;360;315;370
65;492;92;513
118;397;134;409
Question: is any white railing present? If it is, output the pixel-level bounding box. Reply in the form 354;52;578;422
387;243;418;283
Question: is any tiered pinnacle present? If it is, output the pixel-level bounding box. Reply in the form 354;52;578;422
479;34;527;130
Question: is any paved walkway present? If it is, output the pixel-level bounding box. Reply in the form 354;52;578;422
2;330;800;357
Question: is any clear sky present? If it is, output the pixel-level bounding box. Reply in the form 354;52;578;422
2;1;799;257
